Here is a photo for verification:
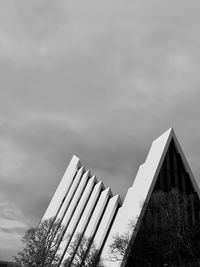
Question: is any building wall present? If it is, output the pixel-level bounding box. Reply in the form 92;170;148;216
43;155;121;266
125;138;200;266
43;128;200;267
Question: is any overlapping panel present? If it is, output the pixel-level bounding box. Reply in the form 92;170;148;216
74;181;104;236
54;170;90;257
61;181;104;264
84;188;112;240
93;195;121;251
75;188;113;267
56;166;84;223
42;155;81;220
60;170;90;230
59;176;97;264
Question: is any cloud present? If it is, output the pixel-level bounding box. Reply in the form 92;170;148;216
1;0;200;260
0;136;27;177
0;186;27;260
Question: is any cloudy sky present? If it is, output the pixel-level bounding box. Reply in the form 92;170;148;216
1;0;200;261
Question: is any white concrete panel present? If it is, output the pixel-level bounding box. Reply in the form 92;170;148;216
94;195;121;251
60;176;98;263
74;181;104;235
56;170;91;261
60;170;90;232
84;188;112;239
61;181;103;263
42;155;81;220
52;170;91;266
56;166;84;223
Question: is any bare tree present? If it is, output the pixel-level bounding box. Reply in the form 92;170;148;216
14;217;64;267
63;233;105;267
109;189;200;266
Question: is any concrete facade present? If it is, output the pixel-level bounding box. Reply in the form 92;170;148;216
43;128;200;266
42;156;122;266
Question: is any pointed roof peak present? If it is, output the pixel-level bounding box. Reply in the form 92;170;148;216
72;154;80;161
168;126;176;136
153;127;173;143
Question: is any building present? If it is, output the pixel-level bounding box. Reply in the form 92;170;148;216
42;153;122;266
43;128;200;266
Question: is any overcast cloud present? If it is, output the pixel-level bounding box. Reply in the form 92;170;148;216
1;0;200;260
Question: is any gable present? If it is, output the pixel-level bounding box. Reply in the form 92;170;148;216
125;138;200;266
101;128;200;266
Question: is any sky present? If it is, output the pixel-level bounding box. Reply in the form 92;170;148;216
1;0;200;261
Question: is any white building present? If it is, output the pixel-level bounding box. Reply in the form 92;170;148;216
42;154;122;266
43;128;200;266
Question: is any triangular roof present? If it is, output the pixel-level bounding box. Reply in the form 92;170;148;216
101;128;200;266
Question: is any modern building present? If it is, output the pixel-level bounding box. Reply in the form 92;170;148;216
43;128;200;266
42;153;122;266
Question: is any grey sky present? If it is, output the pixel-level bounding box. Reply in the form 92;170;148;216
1;0;200;260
